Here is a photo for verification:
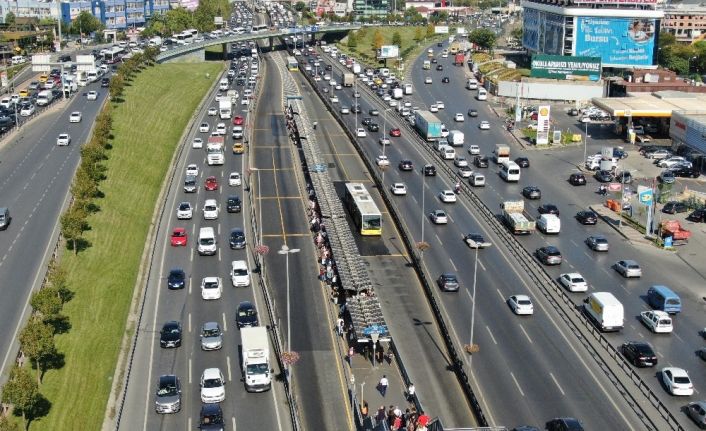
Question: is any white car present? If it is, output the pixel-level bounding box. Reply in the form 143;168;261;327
382;94;392;102
508;295;534;315
192;138;203;149
659;157;691;168
216;123;227;135
640;310;673;334
376;155;390;166
457;166;472;178
176;202;193;219
429;210;448;224
230;260;251;286
340;106;350;114
454;156;468;167
329;80;337;87
241;98;249;106
454;113;464;122
200;367;226;402
207;106;218;116
199;123;210;133
330;95;339;103
203;199;219;220
558;273;588;292
440;127;449;138
323;74;331;81
661;367;694;396
86;91;98;100
186;164;199;177
429;104;439;113
69;111;82;123
468;145;480;155
56;133;71;146
379;137;391;146
463;233;491;249
436;101;445;109
201;277;223;300
335;84;342;90
314;75;321;82
439;190;457;203
424;77;432;84
229;172;242;186
391;183;407;195
479;121;490;130
356;128;367;137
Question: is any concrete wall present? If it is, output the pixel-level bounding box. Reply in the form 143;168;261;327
163;49;205;63
497;79;604;102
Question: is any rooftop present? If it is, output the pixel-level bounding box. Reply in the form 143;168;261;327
592;91;706;117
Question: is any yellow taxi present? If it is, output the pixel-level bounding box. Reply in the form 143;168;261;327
38;74;49;83
18;89;29;98
232;142;244;154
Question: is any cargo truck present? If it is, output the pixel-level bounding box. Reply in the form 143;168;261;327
240;327;272;392
493;144;510;164
219;99;231;120
447;130;464;147
403;83;413;95
392;88;403;99
500;201;536;235
414;110;443;142
206;136;225;165
227;89;238;105
343;73;355;87
352;63;361;74
454;52;465;66
582;292;624;332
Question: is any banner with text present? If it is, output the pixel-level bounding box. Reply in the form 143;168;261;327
575;17;657;67
530;54;602;81
536;105;551;145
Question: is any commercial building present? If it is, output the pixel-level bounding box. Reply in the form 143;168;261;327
352;0;388;17
0;0;58;23
521;0;664;69
661;4;706;43
670;111;706;169
60;0;174;30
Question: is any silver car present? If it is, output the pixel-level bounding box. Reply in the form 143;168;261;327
155;375;181;414
614;259;642;278
687;401;706;428
200;321;223;351
585;235;609;252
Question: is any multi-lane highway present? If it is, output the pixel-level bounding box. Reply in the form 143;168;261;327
118;51;292;430
0;82;109;382
304;46;664;429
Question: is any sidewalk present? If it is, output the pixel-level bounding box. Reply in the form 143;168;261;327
589;203;654;246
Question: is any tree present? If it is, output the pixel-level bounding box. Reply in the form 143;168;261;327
46;262;71;304
60;206;87;254
510;26;523;41
347;31;357;49
426;23;435;37
164;7;195;35
30;289;62;320
70;167;99;201
19;318;56;385
372;29;384;53
5;12;16;27
658;32;677;49
430;11;448;24
294;1;307;11
2;366;40;426
414;26;423;42
0;416;20;431
469;28;497;52
70;11;102;35
108;74;125;100
392;31;402;49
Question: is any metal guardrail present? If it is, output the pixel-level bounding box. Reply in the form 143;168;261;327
156;25;361;63
326;54;685;431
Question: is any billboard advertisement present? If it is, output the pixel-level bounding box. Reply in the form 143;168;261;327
435;26;449;34
530;54;602;80
574;0;656;4
378;45;399;59
575;17;657;67
536;105;551;145
521;10;564;55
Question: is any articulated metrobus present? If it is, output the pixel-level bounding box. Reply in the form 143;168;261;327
286;56;298;71
343;183;382;236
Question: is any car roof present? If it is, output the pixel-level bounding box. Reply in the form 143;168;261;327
204;198;217;204
232;259;247;269
564;272;582;278
238;300;254;309
663;366;688;376
202;367;222;379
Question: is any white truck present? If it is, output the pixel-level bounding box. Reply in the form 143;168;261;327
35;90;54;106
227;89;238;105
392;88;403;99
403;83;413;95
493;144;510;164
219;99;231;120
241;327;272;392
583;292;624;332
352;63;361;74
206;136;225;165
447;130;464;147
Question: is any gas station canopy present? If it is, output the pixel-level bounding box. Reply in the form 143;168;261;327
592;91;706;118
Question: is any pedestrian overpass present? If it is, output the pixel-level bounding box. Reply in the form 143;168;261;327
156;24;361;63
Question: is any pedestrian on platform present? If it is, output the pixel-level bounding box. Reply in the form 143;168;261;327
378;375;389;397
407;383;416;401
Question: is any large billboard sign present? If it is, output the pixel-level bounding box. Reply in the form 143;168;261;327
575;0;656;4
435;26;449;34
536;106;551;145
530;54;602;80
378;45;399;59
575;17;657;67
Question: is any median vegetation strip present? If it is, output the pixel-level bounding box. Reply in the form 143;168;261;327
18;61;220;431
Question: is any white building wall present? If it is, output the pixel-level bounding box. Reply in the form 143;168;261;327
498;79;604;102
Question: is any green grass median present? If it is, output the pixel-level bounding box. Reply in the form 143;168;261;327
30;61;222;431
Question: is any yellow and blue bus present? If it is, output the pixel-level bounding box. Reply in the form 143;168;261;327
286;56;298;71
343;183;382;236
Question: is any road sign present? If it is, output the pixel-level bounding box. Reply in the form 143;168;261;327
31;54;51;72
607;183;622;192
76;55;96;72
639;189;653;204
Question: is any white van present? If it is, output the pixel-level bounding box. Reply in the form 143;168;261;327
197;227;217;256
583;292;624;332
537;214;561;234
466;78;478;90
447;130;464;147
476;88;488;101
86;70;98;82
11;55;26;65
219;78;229;91
440;145;456;160
470;172;485;187
231;260;251;287
379;68;390;77
499;161;521;182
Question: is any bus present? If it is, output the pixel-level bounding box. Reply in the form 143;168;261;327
176;29;199;45
251;24;268;33
343;183;382;236
286;56;298;71
103;46;124;64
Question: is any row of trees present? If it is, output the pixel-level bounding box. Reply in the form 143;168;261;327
347;24;437;53
142;0;230;38
657;33;706;78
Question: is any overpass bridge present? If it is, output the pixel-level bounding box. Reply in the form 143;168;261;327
156;24;361;62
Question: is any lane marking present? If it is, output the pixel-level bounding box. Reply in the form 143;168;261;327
549;372;566;396
485;326;498;345
510;372;525;397
227;355;233;382
519;324;533;344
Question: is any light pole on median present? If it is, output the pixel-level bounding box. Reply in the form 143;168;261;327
278;244;300;364
469;245;479;368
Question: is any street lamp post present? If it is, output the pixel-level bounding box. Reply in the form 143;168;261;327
583;120;589;164
469;246;479;368
278;244;301;361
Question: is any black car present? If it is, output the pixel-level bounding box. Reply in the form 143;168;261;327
538;203;560;215
688;208;706;223
662;201;688;214
229;228;246;249
594;169;613;183
431;58;438;64
436;64;443;71
575;210;598;225
362;117;372;126
569;172;586;186
437;273;459;292
468;109;478;117
522;186;541;200
567;108;579;116
437;42;443;47
474;155;489;168
200;403;225;431
352;104;362;113
167;268;186;290
325;64;332;71
515;157;529;168
672;165;701;178
615;171;632;184
423;164;436;176
160;320;182;348
369;109;379;116
227;195;242;213
367;123;379;132
101;77;110;88
399;160;414;171
236;301;259;328
621;341;657;367
546;417;584;431
441;76;450;83
659;170;676;184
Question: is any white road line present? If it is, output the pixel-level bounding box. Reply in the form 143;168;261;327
435;233;443;245
510;372;525;397
549;372;565;395
232;417;237;431
519;324;533;344
449;258;457;271
478;258;486;272
188;313;192;333
222;312;228;332
218;223;221;235
569;240;578;247
190;248;194;262
188;278;192;295
485;326;498;345
466;289;473;303
188;417;191;431
227;356;233;382
218;248;222;262
673;332;684;343
495;288;505;302
189;359;192;384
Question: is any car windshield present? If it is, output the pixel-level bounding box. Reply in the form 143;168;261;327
246;363;269;375
627;264;639;269
238;308;255;317
203;378;222;388
571;276;585;283
203;328;220;337
635;344;653;355
200;238;214;245
204;281;218;289
518;299;531;306
233;268;248;276
205;204;216;211
157;384;178;397
179;204;190;210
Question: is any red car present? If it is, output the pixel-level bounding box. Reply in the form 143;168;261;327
205;176;219;191
233;115;244;125
389;128;401;137
170;227;187;246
